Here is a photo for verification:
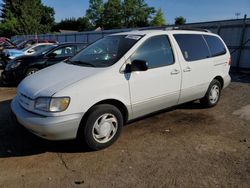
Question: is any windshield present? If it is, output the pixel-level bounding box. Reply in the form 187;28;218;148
12;39;25;45
68;35;142;67
21;45;31;52
16;40;28;49
33;45;57;55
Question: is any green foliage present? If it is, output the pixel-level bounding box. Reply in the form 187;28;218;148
0;0;167;37
175;16;186;25
123;0;155;28
102;0;123;29
85;0;155;29
40;5;55;33
0;0;55;37
151;9;166;26
52;17;91;32
86;0;104;27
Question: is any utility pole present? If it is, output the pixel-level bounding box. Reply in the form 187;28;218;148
235;12;241;19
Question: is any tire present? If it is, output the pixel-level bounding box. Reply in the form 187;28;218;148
26;68;39;77
79;104;123;150
200;79;222;108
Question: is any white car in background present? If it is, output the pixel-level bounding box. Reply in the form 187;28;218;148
4;43;55;59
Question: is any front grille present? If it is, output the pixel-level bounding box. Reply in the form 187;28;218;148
18;92;35;111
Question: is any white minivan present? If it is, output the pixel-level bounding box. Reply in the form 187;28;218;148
11;29;231;150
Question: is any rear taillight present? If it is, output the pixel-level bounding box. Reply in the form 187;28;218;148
228;58;232;65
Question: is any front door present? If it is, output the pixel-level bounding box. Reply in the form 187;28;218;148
128;35;182;119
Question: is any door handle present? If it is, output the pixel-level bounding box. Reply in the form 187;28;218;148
171;69;180;75
183;67;191;72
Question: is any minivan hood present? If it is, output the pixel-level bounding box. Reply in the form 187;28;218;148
18;62;103;99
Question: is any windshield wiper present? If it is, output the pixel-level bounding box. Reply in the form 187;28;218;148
67;60;96;67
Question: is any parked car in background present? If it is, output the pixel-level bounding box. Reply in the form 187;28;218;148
3;43;55;60
1;42;87;84
0;38;17;68
0;37;17;51
11;38;26;46
0;38;57;68
16;39;58;49
11;29;231;150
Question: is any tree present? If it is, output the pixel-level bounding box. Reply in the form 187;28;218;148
175;16;186;25
86;0;104;28
0;12;18;37
102;0;123;29
78;17;92;31
123;0;155;28
151;9;166;26
0;0;55;36
17;0;43;34
53;17;91;32
40;5;55;33
85;0;156;29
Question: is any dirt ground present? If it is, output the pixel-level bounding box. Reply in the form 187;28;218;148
0;71;249;188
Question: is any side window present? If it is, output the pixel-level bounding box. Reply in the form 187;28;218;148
174;34;210;61
51;46;76;57
33;45;47;52
203;35;226;57
130;35;174;69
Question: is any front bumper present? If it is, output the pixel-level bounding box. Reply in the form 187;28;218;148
11;97;83;140
223;75;231;89
1;68;25;84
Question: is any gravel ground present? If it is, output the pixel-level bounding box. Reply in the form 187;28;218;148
0;71;249;188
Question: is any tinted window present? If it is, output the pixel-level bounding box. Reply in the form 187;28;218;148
51;46;76;57
34;45;57;55
204;35;226;57
131;35;174;69
33;45;49;52
174;34;210;61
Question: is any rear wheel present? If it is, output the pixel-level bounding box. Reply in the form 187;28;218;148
26;68;39;77
79;104;123;150
200;79;222;107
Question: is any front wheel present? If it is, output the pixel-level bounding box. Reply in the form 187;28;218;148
200;79;222;107
79;104;123;150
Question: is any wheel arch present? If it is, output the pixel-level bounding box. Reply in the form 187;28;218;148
213;76;224;89
77;99;129;139
80;99;129;126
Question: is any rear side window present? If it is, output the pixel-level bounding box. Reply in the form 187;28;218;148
131;35;174;69
174;34;210;62
203;35;226;57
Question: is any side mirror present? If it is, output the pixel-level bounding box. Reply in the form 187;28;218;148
27;49;35;54
126;60;148;73
47;52;57;59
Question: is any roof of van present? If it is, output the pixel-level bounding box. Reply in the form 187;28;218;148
111;29;215;36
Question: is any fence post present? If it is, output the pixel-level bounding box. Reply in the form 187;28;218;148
217;24;221;35
236;14;247;72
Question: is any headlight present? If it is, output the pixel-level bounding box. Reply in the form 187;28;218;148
7;60;22;70
35;97;70;112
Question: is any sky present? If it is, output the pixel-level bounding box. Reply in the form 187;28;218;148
42;0;250;23
5;0;250;24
